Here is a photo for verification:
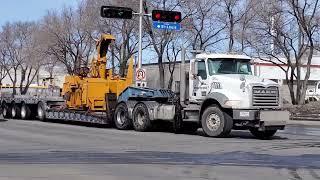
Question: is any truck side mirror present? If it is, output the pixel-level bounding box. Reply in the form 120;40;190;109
191;61;198;76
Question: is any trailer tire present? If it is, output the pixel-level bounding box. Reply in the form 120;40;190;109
132;103;151;132
249;128;277;139
11;103;21;119
114;103;132;130
2;103;11;119
37;102;46;121
21;102;31;120
201;105;233;137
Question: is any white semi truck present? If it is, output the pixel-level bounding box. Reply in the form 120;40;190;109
114;49;289;139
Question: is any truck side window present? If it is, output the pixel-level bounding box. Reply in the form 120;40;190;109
197;60;207;80
318;83;320;89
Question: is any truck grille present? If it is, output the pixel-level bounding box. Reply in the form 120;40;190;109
252;86;279;106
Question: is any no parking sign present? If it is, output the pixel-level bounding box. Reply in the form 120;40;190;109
136;68;146;81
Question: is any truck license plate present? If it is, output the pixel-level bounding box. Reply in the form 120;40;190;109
260;111;289;126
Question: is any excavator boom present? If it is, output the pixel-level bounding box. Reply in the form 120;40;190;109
62;34;133;111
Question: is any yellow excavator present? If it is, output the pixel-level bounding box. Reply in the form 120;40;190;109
62;34;134;113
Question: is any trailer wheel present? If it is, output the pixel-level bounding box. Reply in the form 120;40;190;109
37;102;46;121
249;128;277;139
11;103;21;119
114;103;132;130
132;103;151;132
21;102;31;120
201;105;233;137
2;103;11;119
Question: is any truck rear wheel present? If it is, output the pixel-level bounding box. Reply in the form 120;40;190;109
132;103;152;132
37;102;46;121
11;103;21;119
249;128;277;139
21;102;31;120
114;103;132;130
2;103;11;119
201;106;233;137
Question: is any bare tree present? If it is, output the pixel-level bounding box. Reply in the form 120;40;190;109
249;0;320;104
143;0;185;88
0;23;25;95
17;23;44;94
219;0;255;52
165;37;182;90
182;0;226;51
42;2;96;75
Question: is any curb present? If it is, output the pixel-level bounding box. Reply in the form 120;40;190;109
290;117;320;122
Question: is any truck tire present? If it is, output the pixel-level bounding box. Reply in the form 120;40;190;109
2;103;11;119
11;103;21;119
249;128;277;139
114;103;132;130
201;105;233;137
132;103;152;132
21;102;31;120
37;102;46;121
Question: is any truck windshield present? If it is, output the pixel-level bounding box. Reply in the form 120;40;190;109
207;58;252;75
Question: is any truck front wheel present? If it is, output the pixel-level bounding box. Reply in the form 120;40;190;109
114;103;132;130
132;103;152;132
201;106;233;137
249;128;277;139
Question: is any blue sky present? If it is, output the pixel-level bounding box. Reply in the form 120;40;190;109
0;0;78;26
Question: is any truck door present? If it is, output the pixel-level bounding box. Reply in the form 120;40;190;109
189;59;209;102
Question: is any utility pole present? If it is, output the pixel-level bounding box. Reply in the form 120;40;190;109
138;0;143;69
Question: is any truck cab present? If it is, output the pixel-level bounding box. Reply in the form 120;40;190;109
114;51;288;139
180;53;289;138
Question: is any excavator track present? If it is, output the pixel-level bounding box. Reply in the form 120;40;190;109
46;109;111;125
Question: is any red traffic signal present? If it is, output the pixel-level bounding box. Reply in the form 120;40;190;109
101;6;133;19
152;10;182;23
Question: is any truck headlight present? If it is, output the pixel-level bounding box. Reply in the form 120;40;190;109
224;100;241;108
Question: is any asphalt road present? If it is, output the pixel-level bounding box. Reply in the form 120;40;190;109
0;119;319;180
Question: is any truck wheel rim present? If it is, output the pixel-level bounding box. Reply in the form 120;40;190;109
137;111;145;125
117;111;125;125
21;106;26;118
3;107;7;116
12;108;16;117
38;107;43;118
206;113;221;131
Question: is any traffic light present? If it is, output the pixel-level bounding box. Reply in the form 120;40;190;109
101;6;133;19
152;10;182;23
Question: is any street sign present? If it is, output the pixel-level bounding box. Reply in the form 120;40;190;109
136;68;146;81
153;21;181;31
136;81;147;87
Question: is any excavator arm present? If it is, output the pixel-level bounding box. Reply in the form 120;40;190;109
90;34;116;79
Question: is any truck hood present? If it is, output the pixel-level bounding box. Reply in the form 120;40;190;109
212;74;278;87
